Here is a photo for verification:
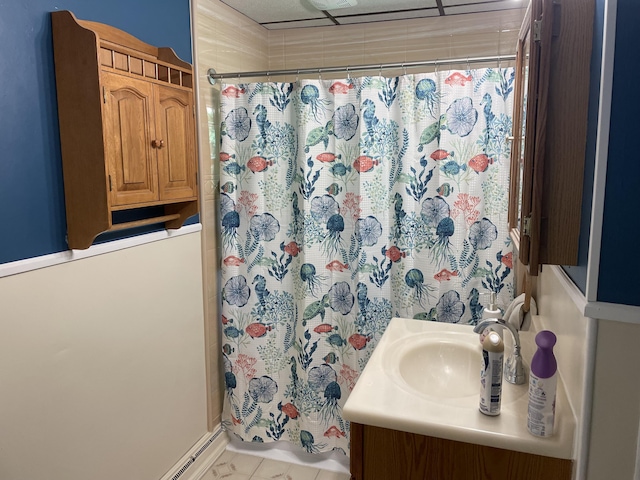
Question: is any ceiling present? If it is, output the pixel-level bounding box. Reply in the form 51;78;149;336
220;0;525;29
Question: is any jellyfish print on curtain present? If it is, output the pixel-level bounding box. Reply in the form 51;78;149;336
218;69;515;455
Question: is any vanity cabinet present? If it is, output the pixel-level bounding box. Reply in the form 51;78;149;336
350;423;572;480
51;11;198;250
508;0;594;274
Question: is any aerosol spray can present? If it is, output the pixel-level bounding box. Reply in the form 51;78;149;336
528;330;558;437
479;331;504;416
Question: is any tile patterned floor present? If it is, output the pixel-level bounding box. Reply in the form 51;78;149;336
200;450;351;480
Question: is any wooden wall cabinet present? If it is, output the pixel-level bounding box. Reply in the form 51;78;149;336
52;11;198;250
508;0;594;275
350;423;572;480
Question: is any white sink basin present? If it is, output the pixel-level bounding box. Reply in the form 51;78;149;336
396;335;480;399
383;327;484;406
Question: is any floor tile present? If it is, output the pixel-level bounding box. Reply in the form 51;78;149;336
199;470;216;480
229;453;263;474
212;474;252;480
315;470;351;480
211;451;262;477
252;458;291;478
251;459;321;479
287;464;321;479
209;449;350;480
211;450;236;467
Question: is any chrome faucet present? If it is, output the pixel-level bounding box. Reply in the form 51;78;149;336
473;318;526;385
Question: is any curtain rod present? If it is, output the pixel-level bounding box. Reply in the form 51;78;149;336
207;54;516;83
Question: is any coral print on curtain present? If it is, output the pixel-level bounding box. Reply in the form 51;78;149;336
218;68;515;455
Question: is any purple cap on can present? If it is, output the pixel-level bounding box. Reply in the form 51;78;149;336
530;330;557;379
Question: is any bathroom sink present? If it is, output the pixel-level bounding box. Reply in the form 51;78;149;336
383;327;482;403
396;335;480;399
343;317;575;461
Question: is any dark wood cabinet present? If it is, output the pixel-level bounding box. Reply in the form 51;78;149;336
350;423;572;480
508;0;595;274
52;11;198;250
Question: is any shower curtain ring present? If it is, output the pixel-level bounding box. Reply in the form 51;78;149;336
346;66;350;80
379;64;383;78
402;63;407;76
318;69;322;81
296;69;300;83
267;71;271;82
466;57;470;72
434;59;439;74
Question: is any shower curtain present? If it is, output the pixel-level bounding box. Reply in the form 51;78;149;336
218;68;515;455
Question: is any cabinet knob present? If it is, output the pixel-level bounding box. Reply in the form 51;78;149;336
152;139;165;149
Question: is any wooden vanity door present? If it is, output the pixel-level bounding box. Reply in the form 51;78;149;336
102;72;158;207
154;85;197;201
350;423;573;480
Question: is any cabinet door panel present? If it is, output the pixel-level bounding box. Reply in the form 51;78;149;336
102;72;158;206
155;85;197;201
353;423;572;480
507;0;594;273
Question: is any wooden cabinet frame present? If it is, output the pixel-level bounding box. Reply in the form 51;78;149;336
51;11;198;249
508;0;594;275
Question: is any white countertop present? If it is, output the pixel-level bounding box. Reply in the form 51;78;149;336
343;317;575;459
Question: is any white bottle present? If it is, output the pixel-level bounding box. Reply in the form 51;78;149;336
479;331;504;416
527;330;558;437
482;292;502;320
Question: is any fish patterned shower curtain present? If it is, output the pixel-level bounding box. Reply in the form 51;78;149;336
218;69;515;455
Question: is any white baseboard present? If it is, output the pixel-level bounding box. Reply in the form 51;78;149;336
160;428;228;480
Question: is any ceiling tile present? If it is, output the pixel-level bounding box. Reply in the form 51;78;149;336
220;0;323;23
444;0;526;14
264;18;337;29
220;0;525;30
328;0;438;16
441;0;504;4
336;9;440;24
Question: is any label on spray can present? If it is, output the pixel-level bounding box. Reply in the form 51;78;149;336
527;372;557;437
479;331;504;416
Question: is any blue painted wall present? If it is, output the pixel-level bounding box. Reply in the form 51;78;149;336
597;0;640;306
0;0;192;264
